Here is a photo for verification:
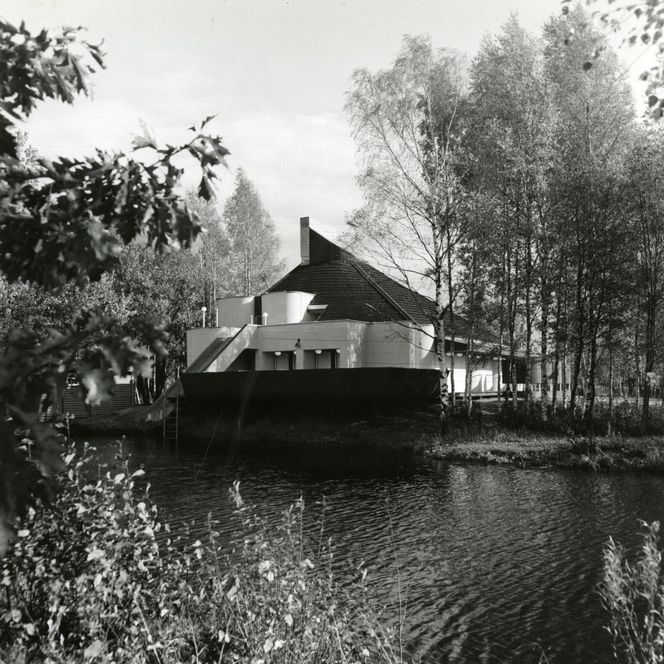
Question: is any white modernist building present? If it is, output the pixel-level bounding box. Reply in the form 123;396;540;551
186;218;503;397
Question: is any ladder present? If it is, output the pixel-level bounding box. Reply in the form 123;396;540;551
162;377;180;448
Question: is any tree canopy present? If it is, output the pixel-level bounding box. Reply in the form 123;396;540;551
346;7;664;433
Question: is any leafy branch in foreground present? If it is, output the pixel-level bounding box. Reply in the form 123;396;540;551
0;116;228;289
0;18;229;553
0;20;105;156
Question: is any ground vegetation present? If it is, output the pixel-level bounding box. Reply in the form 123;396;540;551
0;446;409;664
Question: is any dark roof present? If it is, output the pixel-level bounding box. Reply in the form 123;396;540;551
268;228;498;345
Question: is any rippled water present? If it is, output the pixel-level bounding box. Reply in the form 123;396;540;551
107;439;664;663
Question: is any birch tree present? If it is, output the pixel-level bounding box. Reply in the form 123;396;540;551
345;36;469;433
545;6;635;420
627;125;664;425
186;191;231;318
564;0;664;118
469;17;553;411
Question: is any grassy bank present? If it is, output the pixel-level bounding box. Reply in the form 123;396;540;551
69;402;664;472
69;405;438;453
198;411;664;474
426;429;664;471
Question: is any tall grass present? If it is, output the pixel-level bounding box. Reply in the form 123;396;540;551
600;521;664;664
0;445;409;663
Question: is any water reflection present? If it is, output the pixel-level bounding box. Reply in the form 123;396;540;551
101;438;664;663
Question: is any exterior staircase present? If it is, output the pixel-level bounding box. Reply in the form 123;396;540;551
162;392;179;447
154;326;252;442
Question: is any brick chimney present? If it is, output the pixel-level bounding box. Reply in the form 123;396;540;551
300;216;310;265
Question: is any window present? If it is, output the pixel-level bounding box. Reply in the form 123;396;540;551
273;351;296;370
308;349;339;369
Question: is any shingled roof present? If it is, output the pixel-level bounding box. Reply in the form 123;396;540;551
268;226;499;346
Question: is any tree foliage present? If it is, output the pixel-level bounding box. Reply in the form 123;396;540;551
113;243;205;402
347;7;664;433
469;15;554;410
223;169;284;295
563;0;664;118
0;19;229;553
345;36;470;432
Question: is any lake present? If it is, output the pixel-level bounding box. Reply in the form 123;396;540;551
113;438;664;663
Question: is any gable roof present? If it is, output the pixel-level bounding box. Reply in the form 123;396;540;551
268;228;499;345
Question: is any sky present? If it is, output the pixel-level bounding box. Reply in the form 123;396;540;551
1;0;646;268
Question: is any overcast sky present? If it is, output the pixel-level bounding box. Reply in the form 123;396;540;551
2;0;643;267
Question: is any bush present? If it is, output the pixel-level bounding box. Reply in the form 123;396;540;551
0;446;408;663
600;521;664;664
494;400;664;438
567;433;600;456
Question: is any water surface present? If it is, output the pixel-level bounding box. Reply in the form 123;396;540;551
111;439;664;663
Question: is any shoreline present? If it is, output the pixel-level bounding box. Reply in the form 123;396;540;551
69;406;664;472
425;432;664;472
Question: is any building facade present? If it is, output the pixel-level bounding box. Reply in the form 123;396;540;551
185;218;506;398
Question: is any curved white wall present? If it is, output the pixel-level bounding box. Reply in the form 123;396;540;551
217;296;255;327
261;291;315;325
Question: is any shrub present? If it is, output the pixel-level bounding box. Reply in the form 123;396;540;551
494;400;664;438
600;521;664;664
0;446;408;663
567;433;599;456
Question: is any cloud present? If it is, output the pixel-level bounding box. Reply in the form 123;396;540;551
22;103;363;269
22;97;143;157
205;112;364;268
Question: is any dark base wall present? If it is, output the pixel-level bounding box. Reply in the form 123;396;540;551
181;368;440;418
